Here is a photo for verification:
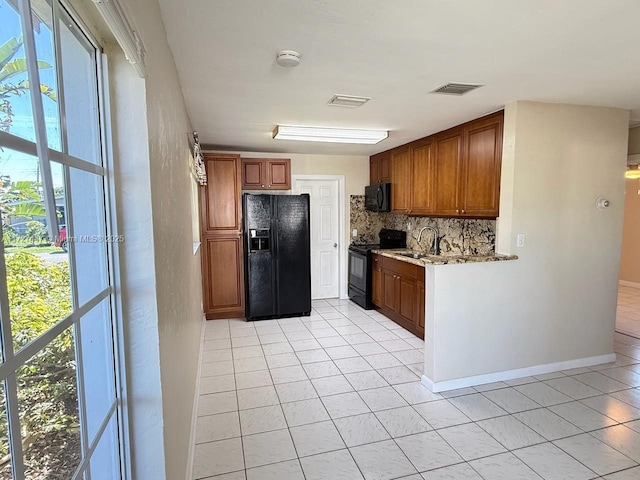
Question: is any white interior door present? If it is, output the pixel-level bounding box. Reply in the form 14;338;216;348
295;178;340;299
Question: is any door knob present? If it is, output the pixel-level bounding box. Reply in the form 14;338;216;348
333;243;338;248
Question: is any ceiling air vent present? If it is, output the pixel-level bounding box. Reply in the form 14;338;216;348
327;94;371;108
431;83;483;96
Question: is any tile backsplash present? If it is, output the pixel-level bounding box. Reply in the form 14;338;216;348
350;195;496;255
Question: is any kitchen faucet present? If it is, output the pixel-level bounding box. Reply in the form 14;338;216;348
417;226;440;255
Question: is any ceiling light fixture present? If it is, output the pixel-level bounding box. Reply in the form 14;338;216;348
273;125;388;144
275;50;300;67
626;164;640;179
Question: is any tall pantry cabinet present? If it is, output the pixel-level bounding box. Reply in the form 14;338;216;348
200;153;245;319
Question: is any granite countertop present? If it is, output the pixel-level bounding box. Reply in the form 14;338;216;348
372;249;518;266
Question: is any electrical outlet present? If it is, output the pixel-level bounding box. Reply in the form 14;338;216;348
352;229;357;237
516;234;525;248
407;223;412;231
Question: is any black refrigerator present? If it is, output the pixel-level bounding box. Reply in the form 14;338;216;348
243;194;311;320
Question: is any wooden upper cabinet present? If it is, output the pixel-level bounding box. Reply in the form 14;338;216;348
391;148;411;213
370;111;503;218
461;114;503;217
241;159;265;189
369;156;380;185
380;153;391;182
266;159;291;189
433;129;463;216
370;152;391;184
201;154;243;234
241;158;291;190
410;140;434;215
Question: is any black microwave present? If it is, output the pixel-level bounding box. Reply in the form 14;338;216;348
365;182;391;212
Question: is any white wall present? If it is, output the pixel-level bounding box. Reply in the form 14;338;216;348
104;0;204;477
108;48;166;478
425;101;629;387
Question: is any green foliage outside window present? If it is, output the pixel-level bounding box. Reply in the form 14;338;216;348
0;253;78;478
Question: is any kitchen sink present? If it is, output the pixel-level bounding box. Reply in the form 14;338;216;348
398;252;427;259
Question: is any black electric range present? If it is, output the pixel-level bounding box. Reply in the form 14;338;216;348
348;229;406;309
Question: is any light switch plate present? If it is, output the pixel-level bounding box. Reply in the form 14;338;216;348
352;229;357;237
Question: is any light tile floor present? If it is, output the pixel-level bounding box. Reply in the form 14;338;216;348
193;298;640;480
617;286;640;339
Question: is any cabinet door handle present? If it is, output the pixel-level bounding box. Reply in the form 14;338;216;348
268;184;272;188
461;209;466;214
456;209;460;214
261;184;265;187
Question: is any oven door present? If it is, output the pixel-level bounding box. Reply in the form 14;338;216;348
348;249;368;293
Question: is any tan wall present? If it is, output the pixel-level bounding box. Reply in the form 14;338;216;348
620;126;640;283
426;102;629;385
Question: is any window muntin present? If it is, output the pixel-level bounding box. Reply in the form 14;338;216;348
30;0;61;152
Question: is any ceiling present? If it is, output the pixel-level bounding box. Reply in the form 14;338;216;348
156;0;640;156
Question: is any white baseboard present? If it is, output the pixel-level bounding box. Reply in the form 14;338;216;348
619;280;640;289
185;315;206;480
421;353;616;393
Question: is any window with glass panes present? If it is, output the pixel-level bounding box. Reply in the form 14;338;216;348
0;0;125;478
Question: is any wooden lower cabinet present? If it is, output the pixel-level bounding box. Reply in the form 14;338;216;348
202;236;245;319
417;279;425;333
382;270;399;312
398;276;417;326
371;254;425;337
372;255;383;306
